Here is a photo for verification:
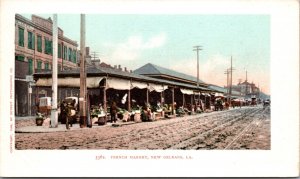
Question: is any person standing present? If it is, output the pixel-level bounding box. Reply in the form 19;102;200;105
110;101;117;123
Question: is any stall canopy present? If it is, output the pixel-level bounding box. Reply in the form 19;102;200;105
180;89;194;95
214;93;224;97
131;80;148;89
149;83;164;92
107;77;131;90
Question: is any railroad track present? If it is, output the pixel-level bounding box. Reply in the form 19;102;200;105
167;107;263;150
68;107;264;149
69;108;245;148
224;106;270;149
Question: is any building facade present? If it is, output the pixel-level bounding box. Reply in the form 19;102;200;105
15;14;79;116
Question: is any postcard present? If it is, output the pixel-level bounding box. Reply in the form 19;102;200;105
0;0;299;177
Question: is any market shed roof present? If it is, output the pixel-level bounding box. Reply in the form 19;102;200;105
134;63;206;85
34;66;213;92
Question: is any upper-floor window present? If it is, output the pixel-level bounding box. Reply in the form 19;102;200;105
27;31;35;50
44;38;52;55
37;35;42;52
18;27;24;47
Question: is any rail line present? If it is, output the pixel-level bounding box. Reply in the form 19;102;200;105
167;107;263;149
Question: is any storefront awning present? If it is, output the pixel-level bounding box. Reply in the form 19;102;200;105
36;77;105;88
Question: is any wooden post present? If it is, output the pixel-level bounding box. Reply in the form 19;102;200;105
182;93;185;108
146;86;149;105
128;88;131;111
103;79;107;113
172;87;175;115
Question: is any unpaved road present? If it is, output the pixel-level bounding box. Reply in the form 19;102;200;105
15;106;270;150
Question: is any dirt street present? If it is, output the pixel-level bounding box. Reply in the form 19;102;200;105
15;106;270;150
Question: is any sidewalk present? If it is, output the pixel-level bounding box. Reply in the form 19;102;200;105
15;116;36;120
15;106;254;133
15;120;136;133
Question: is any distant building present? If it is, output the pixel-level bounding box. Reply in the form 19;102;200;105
15;14;79;116
229;80;260;99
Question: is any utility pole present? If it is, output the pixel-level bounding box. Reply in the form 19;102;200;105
79;14;87;128
229;56;233;105
224;69;230;102
193;46;202;87
50;14;58;128
90;51;100;65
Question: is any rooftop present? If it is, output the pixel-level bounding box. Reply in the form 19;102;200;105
134;63;206;86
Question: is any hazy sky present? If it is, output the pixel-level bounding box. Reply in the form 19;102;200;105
22;14;270;94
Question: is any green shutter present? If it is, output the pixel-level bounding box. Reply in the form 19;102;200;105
73;50;77;63
32;34;35;50
37;61;42;70
37;36;42;52
45;63;49;70
68;48;71;61
58;44;61;58
50;41;53;55
44;39;47;54
28;59;33;75
18;27;24;47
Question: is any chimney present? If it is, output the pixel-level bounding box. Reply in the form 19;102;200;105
114;65;117;69
124;67;127;72
118;65;122;71
130;70;133;73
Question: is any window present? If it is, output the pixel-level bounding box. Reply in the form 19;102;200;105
44;38;52;55
68;48;72;61
28;58;33;75
37;35;42;52
37;61;42;70
58;43;61;58
18;27;24;47
15;55;25;61
27;31;35;50
45;63;49;70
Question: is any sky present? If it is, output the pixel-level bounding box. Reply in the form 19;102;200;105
22;14;270;94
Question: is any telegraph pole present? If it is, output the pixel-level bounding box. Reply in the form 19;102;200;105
50;14;58;128
193;46;202;87
224;69;230;101
229;56;233;105
79;14;87;128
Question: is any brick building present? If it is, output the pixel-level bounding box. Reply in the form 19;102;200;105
15;14;79;116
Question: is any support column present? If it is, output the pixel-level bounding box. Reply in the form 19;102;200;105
146;87;149;105
103;88;106;112
172;87;175;115
128;88;131;111
182;93;185;108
